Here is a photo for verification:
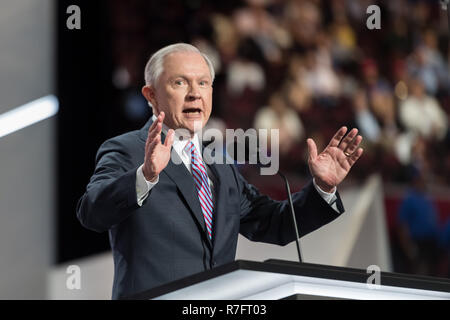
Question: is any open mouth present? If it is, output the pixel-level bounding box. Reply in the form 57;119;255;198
182;108;202;114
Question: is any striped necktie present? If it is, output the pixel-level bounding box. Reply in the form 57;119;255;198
185;141;214;239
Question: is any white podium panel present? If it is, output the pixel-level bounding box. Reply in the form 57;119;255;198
127;260;450;300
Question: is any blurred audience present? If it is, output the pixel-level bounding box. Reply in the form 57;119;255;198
254;91;304;155
397;170;442;276
352;88;381;143
399;77;448;142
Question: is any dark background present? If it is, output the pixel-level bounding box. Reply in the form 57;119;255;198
57;0;113;262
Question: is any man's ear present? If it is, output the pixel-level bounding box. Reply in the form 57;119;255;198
142;85;158;112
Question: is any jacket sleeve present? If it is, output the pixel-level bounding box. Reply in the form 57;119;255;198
76;138;141;233
232;165;345;246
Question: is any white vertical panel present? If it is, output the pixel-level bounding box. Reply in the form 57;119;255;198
47;252;114;300
0;0;54;299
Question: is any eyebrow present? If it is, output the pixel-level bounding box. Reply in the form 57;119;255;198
170;74;211;81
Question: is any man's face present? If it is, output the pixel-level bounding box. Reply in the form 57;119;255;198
144;51;213;133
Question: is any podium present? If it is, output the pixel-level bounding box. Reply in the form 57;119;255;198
127;260;450;300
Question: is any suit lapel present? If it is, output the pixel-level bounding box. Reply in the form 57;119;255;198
163;152;212;247
208;162;228;251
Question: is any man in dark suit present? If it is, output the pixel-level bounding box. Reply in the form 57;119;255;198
77;43;363;299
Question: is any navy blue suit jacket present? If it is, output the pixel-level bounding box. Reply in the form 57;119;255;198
77;118;345;299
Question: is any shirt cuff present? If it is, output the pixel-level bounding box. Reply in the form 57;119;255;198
136;164;159;206
312;178;337;205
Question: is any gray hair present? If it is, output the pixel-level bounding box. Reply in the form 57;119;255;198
144;43;215;86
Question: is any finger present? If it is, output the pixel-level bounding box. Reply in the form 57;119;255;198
158;111;165;122
147;115;162;141
347;148;364;167
148;111;165;130
164;129;175;148
147;119;158;139
151;110;164;126
147;133;161;153
147;120;163;143
146;127;161;151
339;128;358;151
327;126;348;148
344;135;363;155
307;138;318;161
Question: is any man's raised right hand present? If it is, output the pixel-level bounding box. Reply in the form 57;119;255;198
142;112;175;182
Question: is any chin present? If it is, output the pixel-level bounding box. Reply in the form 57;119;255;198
186;120;206;133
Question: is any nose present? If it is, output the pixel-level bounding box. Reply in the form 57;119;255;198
186;83;201;101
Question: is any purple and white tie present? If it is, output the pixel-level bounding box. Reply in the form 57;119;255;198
185;141;214;239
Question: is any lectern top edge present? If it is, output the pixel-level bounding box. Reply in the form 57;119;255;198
124;259;450;300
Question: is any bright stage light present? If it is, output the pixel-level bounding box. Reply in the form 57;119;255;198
0;95;59;138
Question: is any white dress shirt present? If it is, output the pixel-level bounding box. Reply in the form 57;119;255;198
136;115;338;209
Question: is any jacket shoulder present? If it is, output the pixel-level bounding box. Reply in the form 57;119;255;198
95;129;145;164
